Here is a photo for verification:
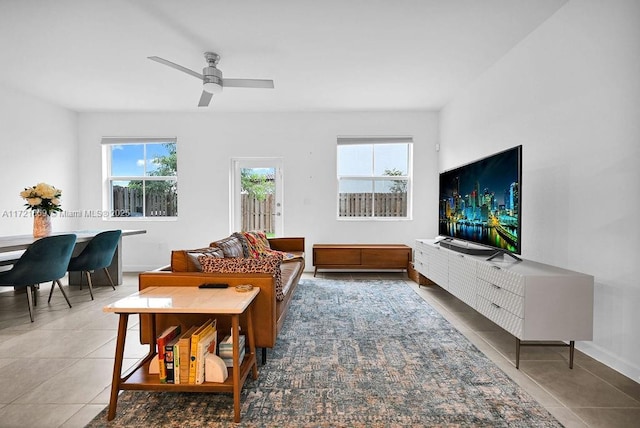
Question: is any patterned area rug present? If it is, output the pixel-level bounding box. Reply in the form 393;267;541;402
87;279;562;427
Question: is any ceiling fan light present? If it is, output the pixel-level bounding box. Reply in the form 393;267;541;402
203;81;222;94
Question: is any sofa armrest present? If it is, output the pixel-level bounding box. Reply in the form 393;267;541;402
268;237;305;253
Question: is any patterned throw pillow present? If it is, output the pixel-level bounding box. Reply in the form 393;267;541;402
199;253;285;300
242;231;271;258
242;231;301;261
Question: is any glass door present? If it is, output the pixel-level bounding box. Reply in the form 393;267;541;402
230;158;283;236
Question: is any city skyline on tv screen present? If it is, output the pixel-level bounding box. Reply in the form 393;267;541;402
439;146;521;254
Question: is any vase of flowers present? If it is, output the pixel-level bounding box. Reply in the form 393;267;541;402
20;182;62;238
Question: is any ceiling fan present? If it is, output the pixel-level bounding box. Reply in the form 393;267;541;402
148;52;274;107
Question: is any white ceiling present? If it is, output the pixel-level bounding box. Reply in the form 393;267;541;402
0;0;566;113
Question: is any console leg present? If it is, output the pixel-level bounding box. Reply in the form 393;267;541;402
516;338;575;369
262;348;267;365
569;340;575;369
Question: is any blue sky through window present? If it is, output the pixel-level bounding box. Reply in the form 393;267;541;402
110;143;173;177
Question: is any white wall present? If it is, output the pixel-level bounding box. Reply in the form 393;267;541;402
440;0;640;382
77;111;439;271
0;84;79;235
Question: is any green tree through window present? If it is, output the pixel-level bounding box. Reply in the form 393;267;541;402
105;139;178;218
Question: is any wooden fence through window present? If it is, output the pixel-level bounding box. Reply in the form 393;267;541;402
242;194;274;233
112;186;178;217
339;192;407;217
113;188;406;222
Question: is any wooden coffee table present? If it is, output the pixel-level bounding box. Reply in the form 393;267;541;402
103;285;259;423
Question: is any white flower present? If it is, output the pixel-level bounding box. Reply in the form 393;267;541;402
20;182;62;214
27;197;42;206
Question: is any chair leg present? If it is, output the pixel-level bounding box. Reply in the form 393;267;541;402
48;281;55;303
85;271;94;300
26;286;35;322
103;268;116;290
55;279;72;308
33;284;38;307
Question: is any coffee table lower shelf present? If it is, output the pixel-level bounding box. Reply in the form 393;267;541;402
120;353;257;393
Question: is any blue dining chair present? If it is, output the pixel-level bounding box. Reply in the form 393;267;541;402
67;230;122;300
0;234;76;322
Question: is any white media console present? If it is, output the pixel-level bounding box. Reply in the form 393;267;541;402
414;239;594;368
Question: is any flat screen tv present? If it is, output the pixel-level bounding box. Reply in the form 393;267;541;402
438;145;522;258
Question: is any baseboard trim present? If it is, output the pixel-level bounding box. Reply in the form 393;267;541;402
576;341;640;385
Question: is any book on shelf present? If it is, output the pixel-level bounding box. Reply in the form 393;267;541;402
173;339;180;384
156;325;181;383
219;334;246;367
164;336;180;384
177;325;198;384
195;325;218;384
221;347;246;368
188;318;216;384
218;334;245;358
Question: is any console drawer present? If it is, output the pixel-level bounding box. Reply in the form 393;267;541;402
477;263;524;296
314;248;360;265
414;242;429;276
476;294;524;338
477;278;524;317
413;258;427;276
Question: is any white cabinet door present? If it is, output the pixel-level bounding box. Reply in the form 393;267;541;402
423;243;448;289
448;253;477;307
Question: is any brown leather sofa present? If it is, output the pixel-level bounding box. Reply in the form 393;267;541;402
138;236;305;363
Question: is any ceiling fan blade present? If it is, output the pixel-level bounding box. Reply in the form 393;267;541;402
148;56;203;80
222;79;274;89
198;90;213;107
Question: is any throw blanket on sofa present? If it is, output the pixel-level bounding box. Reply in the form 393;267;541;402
199;253;285;300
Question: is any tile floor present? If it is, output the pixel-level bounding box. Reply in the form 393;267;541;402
0;271;637;427
0;273;148;428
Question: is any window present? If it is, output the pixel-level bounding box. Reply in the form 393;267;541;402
102;137;177;218
337;136;412;219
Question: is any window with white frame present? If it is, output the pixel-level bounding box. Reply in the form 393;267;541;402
337;136;412;219
102;137;177;218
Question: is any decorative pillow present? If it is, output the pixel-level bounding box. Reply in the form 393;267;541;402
212;235;245;258
242;231;271;258
242;231;301;261
187;247;224;271
171;247;224;272
199;253;285;300
232;232;250;257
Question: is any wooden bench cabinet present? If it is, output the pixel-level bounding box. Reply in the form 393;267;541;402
312;244;411;276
